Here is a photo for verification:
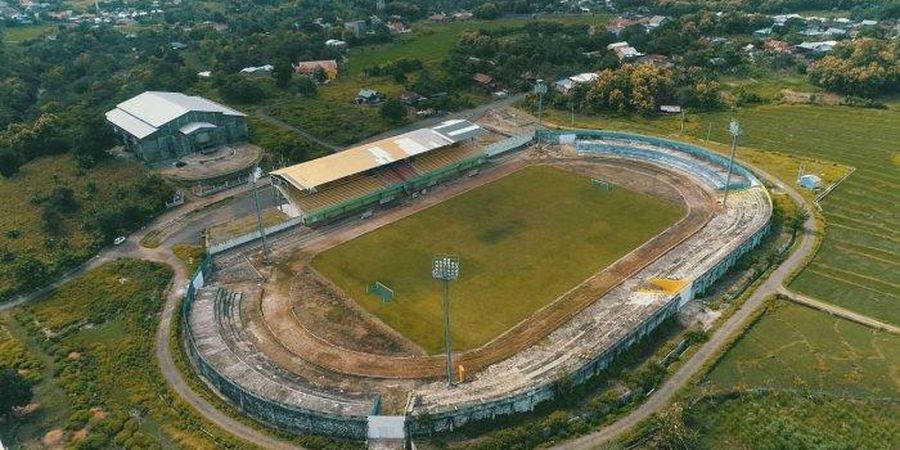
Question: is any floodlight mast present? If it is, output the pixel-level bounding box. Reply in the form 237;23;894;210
251;166;271;264
534;80;547;144
723;120;741;207
432;255;459;386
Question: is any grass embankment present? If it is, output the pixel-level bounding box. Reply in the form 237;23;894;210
314;165;683;353
0;260;258;449
543;104;898;325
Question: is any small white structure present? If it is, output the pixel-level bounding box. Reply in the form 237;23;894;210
798;174;822;190
554;73;598;94
239;64;274;74
325;38;347;48
796;40;838;53
197;70;212;78
367;415;406;449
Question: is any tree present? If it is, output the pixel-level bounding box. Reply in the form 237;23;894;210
380;99;406;123
0;366;33;416
295;75;317;96
218;76;265;104
808;39;899;97
475;2;501;20
273;61;293;88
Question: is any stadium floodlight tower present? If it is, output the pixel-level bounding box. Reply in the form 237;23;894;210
432;255;460;386
250;166;271;264
722;120;741;207
533;79;548;143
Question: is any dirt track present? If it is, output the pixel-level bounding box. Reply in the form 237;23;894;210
246;156;716;379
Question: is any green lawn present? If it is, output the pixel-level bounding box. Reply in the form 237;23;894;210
704;300;899;398
542;104;900;325
2;25;56;43
313;165;683;353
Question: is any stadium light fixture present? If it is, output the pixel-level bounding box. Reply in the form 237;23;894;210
723;120;741;207
432;255;459;386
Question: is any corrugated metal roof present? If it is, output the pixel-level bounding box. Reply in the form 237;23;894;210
273;120;484;191
105;91;244;139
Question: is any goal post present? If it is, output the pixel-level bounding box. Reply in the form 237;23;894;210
591;178;613;191
368;281;394;303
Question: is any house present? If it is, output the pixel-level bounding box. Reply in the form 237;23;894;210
239;64;274;75
105;91;248;163
428;13;448;22
607;17;637;36
400;91;424;105
753;27;773;38
293;60;338;79
608;41;643;60
645;15;669;30
796;40;838;53
356;89;382;104
344;19;367;38
637;54;673;69
472;73;495;89
554;73;598;94
325;39;347;48
197;71;212;78
453;12;473;21
387;20;407;34
763;39;791;53
170;41;188;50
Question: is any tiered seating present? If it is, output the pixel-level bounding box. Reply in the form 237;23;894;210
411;142;483;174
392;162;421;180
291;174;387;212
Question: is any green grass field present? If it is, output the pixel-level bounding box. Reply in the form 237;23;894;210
704;300;899;398
2;25;56;44
543;104;900;325
313;165;683;353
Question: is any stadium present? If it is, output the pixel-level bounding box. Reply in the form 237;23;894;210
181;116;772;446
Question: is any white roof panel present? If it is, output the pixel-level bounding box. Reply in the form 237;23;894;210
105;108;158;139
180;122;218;135
106;91;245;138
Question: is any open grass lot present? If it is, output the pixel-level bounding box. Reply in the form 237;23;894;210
0;260;259;449
685;106;900;326
543;104;899;325
2;25;57;43
313;165;683;353
0;154;157;298
704;300;899;398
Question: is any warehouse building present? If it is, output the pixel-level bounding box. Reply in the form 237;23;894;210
105;91;248;163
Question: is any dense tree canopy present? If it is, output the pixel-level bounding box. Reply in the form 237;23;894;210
809;39;899;96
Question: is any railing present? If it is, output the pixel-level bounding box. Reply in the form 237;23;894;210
207;216;304;255
483;131;536;157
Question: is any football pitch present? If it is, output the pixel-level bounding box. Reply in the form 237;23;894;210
312;165;684;353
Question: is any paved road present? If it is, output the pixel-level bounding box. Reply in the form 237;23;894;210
554;161;822;450
778;287;900;335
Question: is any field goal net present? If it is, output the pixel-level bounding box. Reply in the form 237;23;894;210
591;178;614;191
368;281;395;303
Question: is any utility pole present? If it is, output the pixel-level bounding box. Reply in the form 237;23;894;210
432;255;459;386
570;101;575;127
251;166;271;264
723;120;741;207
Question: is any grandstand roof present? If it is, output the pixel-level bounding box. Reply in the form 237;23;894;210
273;120;484;191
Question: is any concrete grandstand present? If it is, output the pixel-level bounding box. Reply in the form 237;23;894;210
272;120;487;225
181;128;772;444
